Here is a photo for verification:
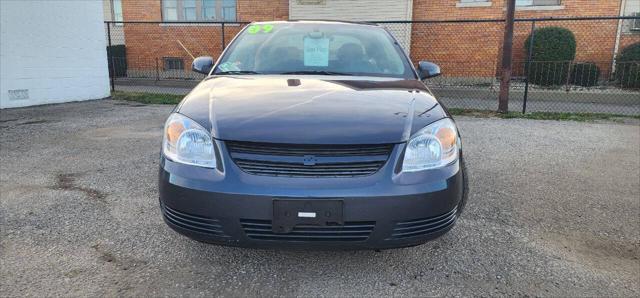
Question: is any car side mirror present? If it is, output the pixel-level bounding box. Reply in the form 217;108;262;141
417;61;441;80
192;56;214;75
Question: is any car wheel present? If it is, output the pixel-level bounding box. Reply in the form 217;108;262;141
456;155;469;216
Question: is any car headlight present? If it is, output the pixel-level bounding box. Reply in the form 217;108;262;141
163;113;216;168
402;118;459;172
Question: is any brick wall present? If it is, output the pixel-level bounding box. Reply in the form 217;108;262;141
411;0;626;77
237;0;288;22
620;34;640;51
120;0;287;75
122;0;161;21
410;21;504;78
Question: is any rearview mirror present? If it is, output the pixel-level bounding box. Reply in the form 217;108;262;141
192;56;214;75
417;61;441;80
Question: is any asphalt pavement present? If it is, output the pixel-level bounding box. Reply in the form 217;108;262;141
1;100;638;297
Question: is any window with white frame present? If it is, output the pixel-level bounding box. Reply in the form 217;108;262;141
112;0;123;22
183;0;197;21
221;0;236;21
516;0;561;6
631;12;640;31
162;0;237;21
203;0;216;20
163;0;179;21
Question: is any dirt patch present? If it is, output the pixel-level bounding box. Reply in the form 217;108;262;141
0;119;55;129
63;269;84;279
16;119;51;126
0;118;20;123
51;173;107;203
536;232;640;274
91;243;148;271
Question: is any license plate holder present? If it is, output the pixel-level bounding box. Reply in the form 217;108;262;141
272;199;344;234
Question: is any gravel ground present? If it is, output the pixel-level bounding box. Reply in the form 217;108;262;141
1;100;639;297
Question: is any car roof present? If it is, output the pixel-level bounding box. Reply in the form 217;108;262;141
251;20;379;27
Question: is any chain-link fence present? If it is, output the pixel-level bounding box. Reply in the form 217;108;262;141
106;16;640;115
106;21;249;95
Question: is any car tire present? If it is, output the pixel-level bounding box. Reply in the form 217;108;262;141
456;155;469;216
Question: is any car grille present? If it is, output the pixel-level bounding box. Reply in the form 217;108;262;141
240;219;375;242
161;203;228;237
226;141;393;178
387;207;458;240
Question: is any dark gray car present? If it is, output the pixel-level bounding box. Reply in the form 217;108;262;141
159;21;468;249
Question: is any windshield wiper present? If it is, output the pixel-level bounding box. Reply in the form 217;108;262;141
279;70;353;76
216;70;262;75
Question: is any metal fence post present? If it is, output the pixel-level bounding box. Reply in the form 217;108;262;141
565;60;572;92
498;0;516;113
523;20;536;114
221;22;226;50
155;58;160;81
106;22;115;92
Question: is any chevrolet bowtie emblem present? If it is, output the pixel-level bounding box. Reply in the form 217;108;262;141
302;155;318;166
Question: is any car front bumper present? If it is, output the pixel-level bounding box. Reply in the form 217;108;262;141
158;143;466;249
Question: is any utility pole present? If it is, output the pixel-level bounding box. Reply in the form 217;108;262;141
498;0;516;113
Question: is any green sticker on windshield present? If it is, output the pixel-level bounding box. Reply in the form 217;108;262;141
247;25;261;34
262;24;274;33
247;24;274;34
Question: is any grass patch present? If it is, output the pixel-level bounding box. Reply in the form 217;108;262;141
448;108;640;122
110;91;183;105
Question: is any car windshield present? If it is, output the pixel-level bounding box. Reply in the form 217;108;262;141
214;22;415;79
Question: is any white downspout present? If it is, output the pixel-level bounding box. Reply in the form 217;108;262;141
612;0;627;75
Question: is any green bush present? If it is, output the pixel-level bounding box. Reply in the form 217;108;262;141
570;62;600;87
616;42;640;89
524;27;576;86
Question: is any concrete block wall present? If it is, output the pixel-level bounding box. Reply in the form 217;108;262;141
1;0;110;108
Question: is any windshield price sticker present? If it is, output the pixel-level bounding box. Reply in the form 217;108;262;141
303;37;330;67
247;24;274;34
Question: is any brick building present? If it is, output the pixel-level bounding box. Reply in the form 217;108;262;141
411;0;640;77
110;0;640;79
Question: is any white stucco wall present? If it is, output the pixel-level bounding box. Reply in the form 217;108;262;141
1;0;110;109
289;0;413;53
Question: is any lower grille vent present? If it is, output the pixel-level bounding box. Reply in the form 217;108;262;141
240;219;375;242
162;204;228;237
388;208;457;240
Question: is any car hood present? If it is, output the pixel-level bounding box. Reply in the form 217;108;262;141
177;76;447;144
